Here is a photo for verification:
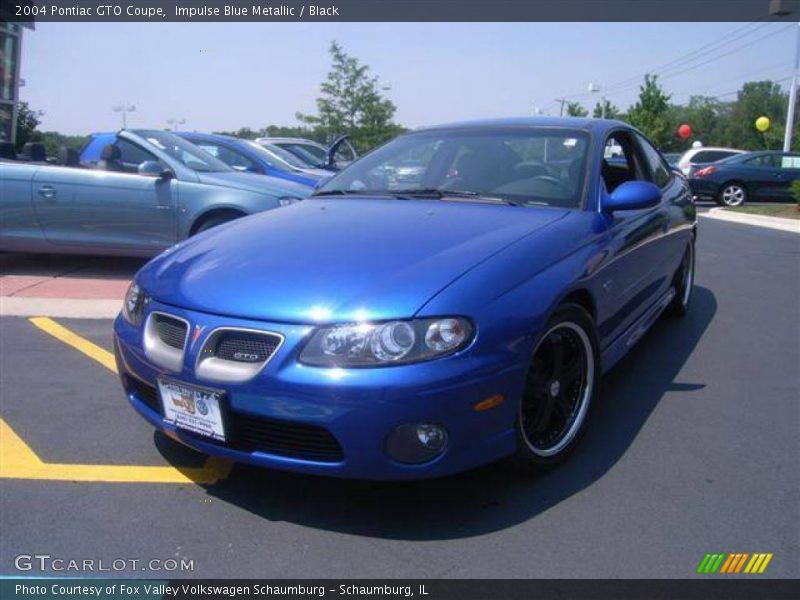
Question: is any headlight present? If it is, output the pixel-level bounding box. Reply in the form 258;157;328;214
299;317;473;367
121;282;146;326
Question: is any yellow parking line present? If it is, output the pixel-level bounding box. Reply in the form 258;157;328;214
0;317;234;484
0;418;232;484
29;316;117;373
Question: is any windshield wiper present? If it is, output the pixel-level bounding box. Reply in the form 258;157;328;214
313;190;360;196
390;189;521;206
313;189;401;198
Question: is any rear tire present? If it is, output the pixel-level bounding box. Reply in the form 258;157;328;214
514;304;601;470
717;182;747;207
667;239;695;318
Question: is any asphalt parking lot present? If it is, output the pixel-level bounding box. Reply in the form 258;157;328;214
0;214;798;579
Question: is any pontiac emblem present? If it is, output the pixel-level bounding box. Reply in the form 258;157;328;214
190;324;206;349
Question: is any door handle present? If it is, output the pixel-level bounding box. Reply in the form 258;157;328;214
37;185;57;200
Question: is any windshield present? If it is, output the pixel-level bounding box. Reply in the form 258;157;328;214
317;127;590;208
135;130;231;172
249;141;311;170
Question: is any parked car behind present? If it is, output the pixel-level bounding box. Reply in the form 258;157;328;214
677;146;745;176
114;117;696;480
662;152;682;168
0;129;309;256
256;135;358;171
175;132;329;188
689;150;800;206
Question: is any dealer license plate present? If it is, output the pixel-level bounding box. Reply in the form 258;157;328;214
158;378;226;442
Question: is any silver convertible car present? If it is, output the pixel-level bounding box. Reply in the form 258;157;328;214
0;129;310;257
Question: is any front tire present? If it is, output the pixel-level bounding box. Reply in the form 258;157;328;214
717;182;747;207
193;212;245;235
667;239;695;317
514;304;601;469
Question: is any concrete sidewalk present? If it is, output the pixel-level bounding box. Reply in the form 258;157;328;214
700;207;800;233
0;254;141;318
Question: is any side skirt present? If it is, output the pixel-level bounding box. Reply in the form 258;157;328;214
600;286;676;374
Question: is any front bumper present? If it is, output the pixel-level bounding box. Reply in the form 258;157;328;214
113;301;523;480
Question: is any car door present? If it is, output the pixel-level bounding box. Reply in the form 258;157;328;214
32;136;177;251
733;154;774;200
596;130;671;347
0;161;44;248
772;153;800;200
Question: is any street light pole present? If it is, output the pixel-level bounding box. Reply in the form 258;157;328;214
588;83;607;118
784;22;800;152
112;104;136;129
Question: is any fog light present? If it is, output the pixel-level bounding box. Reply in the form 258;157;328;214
386;423;448;464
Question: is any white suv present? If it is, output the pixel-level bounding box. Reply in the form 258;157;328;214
678;146;746;176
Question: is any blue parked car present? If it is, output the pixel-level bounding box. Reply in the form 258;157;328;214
688;150;800;206
175;132;331;188
114;118;696;480
1;130;310;257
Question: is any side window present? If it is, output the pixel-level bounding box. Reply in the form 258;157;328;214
117;139;158;172
200;143;256;171
693;150;735;163
601;132;645;193
636;135;671;188
744;155;772;168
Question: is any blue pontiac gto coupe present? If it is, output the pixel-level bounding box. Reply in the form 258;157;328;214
114;118;696;480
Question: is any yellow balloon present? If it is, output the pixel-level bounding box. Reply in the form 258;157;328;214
755;116;770;132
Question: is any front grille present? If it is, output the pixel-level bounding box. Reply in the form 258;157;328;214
234;415;344;462
212;330;282;363
129;380;343;462
153;314;187;350
127;376;160;413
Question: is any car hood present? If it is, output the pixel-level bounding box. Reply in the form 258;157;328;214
292;167;331;179
138;198;567;323
196;171;310;198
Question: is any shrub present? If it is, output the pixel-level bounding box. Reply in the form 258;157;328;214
791;180;800;211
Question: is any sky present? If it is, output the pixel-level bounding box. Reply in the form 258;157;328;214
19;21;797;135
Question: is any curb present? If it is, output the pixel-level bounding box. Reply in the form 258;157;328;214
700;207;800;234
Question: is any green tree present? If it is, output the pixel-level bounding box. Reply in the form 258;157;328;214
670;95;727;149
565;101;588;117
297;41;400;152
719;81;790;150
213;126;260;140
592;99;620;119
15;102;42;150
38;131;88;157
626;75;675;150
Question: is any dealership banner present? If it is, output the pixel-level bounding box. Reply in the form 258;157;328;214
2;579;800;599
3;0;800;23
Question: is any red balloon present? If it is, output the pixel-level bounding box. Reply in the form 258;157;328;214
678;124;692;140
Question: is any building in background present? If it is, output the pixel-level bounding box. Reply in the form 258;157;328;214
0;10;34;145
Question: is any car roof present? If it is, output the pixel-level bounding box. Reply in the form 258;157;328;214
256;137;325;146
411;116;628;134
686;146;745;154
174;131;241;143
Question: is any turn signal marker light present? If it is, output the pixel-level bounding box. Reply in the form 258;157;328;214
473;394;505;411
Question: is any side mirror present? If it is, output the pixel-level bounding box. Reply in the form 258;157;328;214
138;161;173;180
604;181;661;213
